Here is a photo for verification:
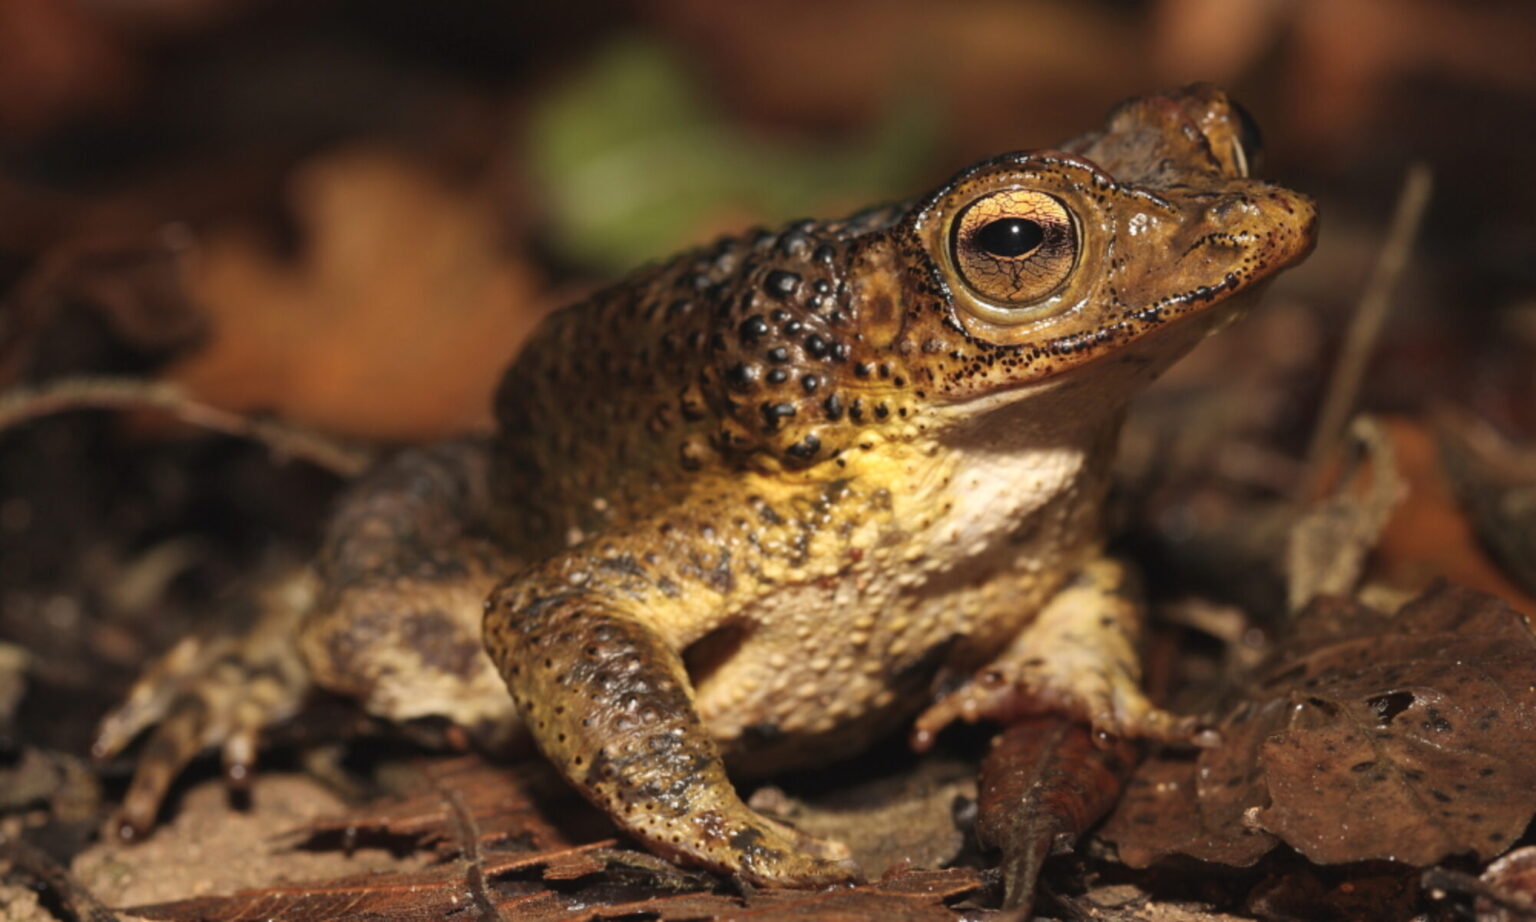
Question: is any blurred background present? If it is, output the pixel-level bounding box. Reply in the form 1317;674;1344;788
2;0;1536;784
4;0;1535;438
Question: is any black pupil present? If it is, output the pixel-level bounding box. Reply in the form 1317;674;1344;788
975;218;1044;258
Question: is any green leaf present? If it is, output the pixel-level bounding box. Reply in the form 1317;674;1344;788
526;36;937;273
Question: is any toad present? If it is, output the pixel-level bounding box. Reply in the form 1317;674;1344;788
97;84;1316;887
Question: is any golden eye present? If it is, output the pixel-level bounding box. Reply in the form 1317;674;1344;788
948;190;1078;311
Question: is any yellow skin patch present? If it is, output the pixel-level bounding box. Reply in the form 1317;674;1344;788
98;85;1315;886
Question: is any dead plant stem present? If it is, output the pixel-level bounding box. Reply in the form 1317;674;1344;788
1301;162;1433;499
0;376;371;476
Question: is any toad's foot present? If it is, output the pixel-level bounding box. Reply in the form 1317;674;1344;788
93;566;317;837
485;578;861;888
912;557;1208;750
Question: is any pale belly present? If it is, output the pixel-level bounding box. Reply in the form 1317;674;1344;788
693;450;1103;771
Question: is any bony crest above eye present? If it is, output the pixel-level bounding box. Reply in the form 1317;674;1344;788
947;189;1079;320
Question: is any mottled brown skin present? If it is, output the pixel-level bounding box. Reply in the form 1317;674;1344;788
97;86;1316;886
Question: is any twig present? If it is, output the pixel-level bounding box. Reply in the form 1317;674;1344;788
1287;416;1406;612
0;376;372;477
443;787;505;922
1422;866;1536;918
0;837;124;922
1301;162;1434;500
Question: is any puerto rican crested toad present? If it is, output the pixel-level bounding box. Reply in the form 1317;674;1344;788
97;84;1317;887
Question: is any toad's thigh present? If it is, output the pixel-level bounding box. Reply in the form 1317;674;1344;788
298;554;516;743
298;440;520;744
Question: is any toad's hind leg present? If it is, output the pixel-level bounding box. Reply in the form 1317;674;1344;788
299;440;518;746
98;441;517;835
484;574;861;887
94;563;318;836
913;557;1204;748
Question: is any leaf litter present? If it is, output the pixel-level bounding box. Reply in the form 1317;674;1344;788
110;755;985;922
974;716;1137;916
1100;583;1536;869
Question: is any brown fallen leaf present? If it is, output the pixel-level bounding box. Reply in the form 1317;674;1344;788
165;149;551;441
296;756;602;860
1102;583;1536;869
1369;417;1536;616
975;717;1136;915
1101;749;1278;869
746;754;975;879
1261;589;1535;864
124;842;613;922
1287;416;1406;612
72;773;440;909
700;868;983;922
127;861;983;922
1435;407;1536;602
108;750;989;920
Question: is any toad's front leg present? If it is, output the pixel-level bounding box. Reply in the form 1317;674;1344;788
913;557;1205;748
483;555;860;888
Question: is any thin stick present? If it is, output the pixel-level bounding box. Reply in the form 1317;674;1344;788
443;788;506;922
0;376;372;477
1301;162;1434;500
0;837;124;922
1421;867;1536;916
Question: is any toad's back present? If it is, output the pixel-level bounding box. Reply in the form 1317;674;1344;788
488;205;909;555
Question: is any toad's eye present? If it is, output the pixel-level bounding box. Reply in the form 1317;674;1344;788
949;190;1077;313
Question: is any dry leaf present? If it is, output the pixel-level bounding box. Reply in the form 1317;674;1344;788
1436;408;1536;602
125;843;613;922
1102;583;1536;869
1099;742;1277;869
975;717;1135;914
1287;416;1405;612
746;755;974;879
105;752;989;920
1369;417;1536;615
71;773;433;909
166;149;549;440
296;756;600;859
127;862;983;922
